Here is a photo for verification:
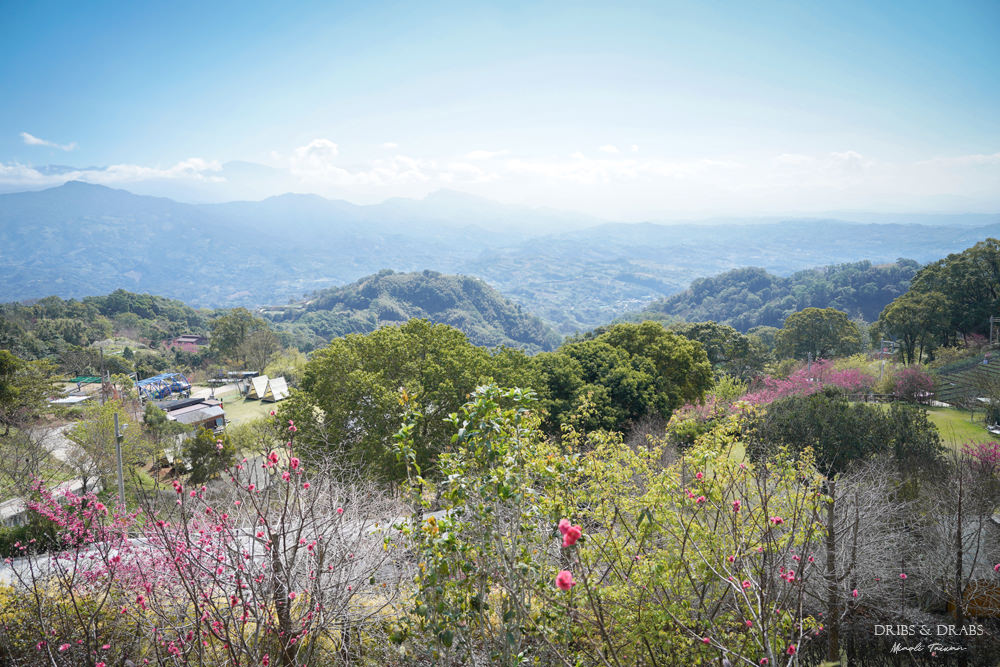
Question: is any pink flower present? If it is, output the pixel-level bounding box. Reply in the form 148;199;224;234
97;663;106;667
562;524;582;547
786;645;797;655
268;451;279;464
289;425;297;432
852;589;858;598
769;516;784;525
745;620;752;627
59;644;71;651
695;472;703;480
269;410;276;416
900;573;907;580
555;570;576;591
732;500;741;512
290;457;300;470
701;637;710;644
336;507;344;515
695;495;706;504
742;580;752;589
994;563;999;572
303;482;310;490
288;591;297;600
558;518;571;535
760;660;769;666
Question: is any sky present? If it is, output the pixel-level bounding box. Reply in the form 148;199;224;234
1;0;998;219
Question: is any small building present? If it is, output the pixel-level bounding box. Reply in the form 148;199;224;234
262;376;289;402
157;397;226;432
164;334;209;354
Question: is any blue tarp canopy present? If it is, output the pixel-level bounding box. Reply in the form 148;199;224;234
136;372;191;400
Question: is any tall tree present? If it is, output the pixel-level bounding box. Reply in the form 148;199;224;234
210;308;270;366
0;350;57;435
877;290;951;364
295;319;500;480
774;307;862;360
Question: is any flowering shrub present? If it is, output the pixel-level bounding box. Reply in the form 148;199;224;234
742;360;875;405
1;416;409;666
894;366;934;403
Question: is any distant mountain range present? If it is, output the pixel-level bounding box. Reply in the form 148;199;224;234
2;181;999;334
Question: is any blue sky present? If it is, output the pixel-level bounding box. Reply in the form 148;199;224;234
1;0;998;218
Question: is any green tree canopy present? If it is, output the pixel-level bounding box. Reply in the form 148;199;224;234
876;290;951;364
743;389;942;477
209;308;270;366
774;307;862;360
535;321;713;434
295;319;528;480
0;350;58;434
669;321;770;380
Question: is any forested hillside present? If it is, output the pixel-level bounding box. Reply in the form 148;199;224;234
0;289;213;361
262;270;562;353
636;259;920;331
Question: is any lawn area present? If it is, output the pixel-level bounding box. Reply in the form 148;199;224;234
925;406;997;450
216;390;274;426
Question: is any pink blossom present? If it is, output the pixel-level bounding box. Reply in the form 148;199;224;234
59;643;71;651
732;500;741;512
701;637;710;644
769;516;784;525
303;482;310;490
269;410;276;416
787;645;797;655
695;472;703;480
555;570;576;591
742;580;752;589
288;591;297;600
290;457;300;469
336;507;343;514
994;563;1000;572
558;518;571;535
695;495;706;504
852;589;859;598
900;573;907;580
562;524;582;547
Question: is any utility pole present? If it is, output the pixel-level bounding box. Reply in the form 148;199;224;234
113;412;127;506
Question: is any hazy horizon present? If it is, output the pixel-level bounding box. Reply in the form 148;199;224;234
2;1;998;220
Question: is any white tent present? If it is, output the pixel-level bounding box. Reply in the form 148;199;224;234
246;375;269;400
262;376;289;402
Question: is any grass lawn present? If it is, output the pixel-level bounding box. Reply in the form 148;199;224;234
216;390;274;426
925;406;996;450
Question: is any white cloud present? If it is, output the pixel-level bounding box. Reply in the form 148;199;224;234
0;158;223;187
915;151;1000;168
2;144;998;217
631;145;639;153
20;132;77;151
599;144;620;154
381;142;399;149
465;149;509;160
